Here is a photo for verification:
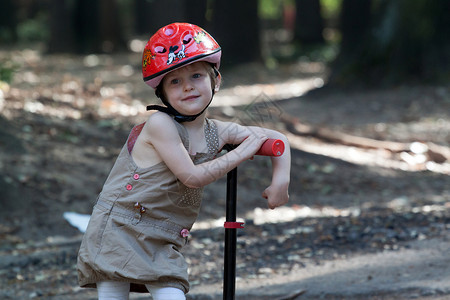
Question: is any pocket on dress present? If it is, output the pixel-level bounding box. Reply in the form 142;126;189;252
87;196;116;256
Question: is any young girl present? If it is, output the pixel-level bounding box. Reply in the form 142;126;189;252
77;23;290;300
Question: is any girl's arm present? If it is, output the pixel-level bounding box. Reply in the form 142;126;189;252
145;113;267;188
214;120;291;209
253;126;291;209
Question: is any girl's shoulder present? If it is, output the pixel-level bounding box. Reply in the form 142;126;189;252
145;112;178;132
147;111;175;125
139;112;183;145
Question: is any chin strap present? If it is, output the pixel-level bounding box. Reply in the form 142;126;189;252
146;104;203;122
147;90;215;123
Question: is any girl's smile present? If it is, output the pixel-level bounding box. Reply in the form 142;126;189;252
181;95;200;101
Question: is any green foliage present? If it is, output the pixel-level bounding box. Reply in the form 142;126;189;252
259;0;342;21
0;27;14;43
272;41;339;65
320;0;342;20
312;43;339;63
17;13;49;42
259;0;289;20
0;58;18;83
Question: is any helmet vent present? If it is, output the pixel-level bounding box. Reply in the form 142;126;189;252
155;46;167;53
183;34;193;44
164;28;174;36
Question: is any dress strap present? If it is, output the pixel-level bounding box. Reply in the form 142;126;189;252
126;118;190;155
127;123;146;154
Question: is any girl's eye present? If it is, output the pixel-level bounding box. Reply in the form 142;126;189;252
170;78;179;84
192;73;201;79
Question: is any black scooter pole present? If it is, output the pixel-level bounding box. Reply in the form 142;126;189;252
222;139;285;300
223;167;239;300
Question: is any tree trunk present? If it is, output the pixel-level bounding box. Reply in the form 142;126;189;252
339;0;371;56
47;0;75;53
329;0;450;86
134;0;186;36
146;1;186;35
73;0;100;53
99;0;126;52
134;0;153;35
327;0;371;86
49;0;125;53
212;0;260;66
294;0;324;45
185;0;208;29
0;0;17;42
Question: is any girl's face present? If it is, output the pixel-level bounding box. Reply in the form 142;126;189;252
161;62;219;117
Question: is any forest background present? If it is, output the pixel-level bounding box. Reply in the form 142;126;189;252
0;0;449;299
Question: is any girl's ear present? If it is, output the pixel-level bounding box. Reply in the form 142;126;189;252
214;72;222;92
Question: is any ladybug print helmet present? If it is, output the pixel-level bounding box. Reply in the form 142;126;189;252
142;23;221;89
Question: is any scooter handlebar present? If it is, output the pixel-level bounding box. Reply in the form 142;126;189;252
255;138;285;156
223;138;285;157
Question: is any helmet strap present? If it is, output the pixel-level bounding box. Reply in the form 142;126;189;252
147;90;215;123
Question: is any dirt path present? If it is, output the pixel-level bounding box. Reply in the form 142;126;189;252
188;235;450;300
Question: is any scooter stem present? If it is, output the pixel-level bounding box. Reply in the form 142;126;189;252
222;139;284;300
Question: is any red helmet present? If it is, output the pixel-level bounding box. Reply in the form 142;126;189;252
142;23;221;89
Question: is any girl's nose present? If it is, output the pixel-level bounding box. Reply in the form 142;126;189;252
184;84;194;91
183;82;194;91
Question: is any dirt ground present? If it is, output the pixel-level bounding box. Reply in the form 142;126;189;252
0;49;449;299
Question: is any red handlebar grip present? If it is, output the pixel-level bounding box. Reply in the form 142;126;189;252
255;139;285;156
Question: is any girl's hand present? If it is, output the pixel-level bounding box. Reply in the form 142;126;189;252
262;182;289;209
235;134;268;161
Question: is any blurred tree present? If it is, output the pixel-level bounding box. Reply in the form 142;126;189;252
134;0;154;35
294;0;324;45
185;0;208;28
135;0;208;37
328;0;371;85
136;0;187;37
329;0;450;86
98;0;126;52
338;0;370;55
73;0;100;53
0;0;17;43
49;0;126;53
47;0;75;52
212;0;260;66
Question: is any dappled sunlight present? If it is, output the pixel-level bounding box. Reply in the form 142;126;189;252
191;204;361;231
249;205;360;225
212;77;325;107
191;201;449;231
188;201;449;298
192;203;362;231
2;48;327;122
287;133;450;175
226;236;450;299
1;50;148;121
2;48;448;180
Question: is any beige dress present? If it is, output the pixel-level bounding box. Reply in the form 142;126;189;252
77;118;220;294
